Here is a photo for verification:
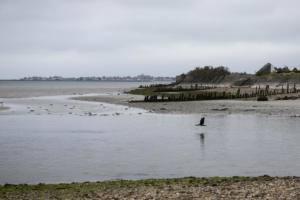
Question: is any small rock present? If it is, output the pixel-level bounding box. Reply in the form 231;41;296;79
211;107;228;111
86;112;96;116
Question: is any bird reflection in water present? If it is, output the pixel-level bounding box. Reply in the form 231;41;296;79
197;133;205;145
196;133;206;156
200;133;205;144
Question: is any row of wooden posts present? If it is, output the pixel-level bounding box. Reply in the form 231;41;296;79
153;84;216;92
143;83;299;102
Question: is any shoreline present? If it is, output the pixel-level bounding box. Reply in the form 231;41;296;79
2;83;300;116
1;176;299;199
2;85;300;116
72;93;300;116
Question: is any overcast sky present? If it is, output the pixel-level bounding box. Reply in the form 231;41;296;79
1;0;300;78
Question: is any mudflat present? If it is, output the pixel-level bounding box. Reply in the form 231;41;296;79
0;107;9;111
2;84;300;116
0;86;123;98
73;92;300;116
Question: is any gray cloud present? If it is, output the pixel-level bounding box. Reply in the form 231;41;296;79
1;0;300;78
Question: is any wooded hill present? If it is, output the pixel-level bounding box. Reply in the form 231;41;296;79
176;65;300;86
176;66;230;84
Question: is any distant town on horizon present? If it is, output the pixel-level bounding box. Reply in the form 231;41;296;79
7;74;175;82
2;63;300;82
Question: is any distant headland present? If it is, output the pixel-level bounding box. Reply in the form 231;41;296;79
127;63;300;103
176;63;300;85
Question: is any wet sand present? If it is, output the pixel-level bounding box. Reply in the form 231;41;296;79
0;86;124;98
2;85;300;116
0;84;136;115
0;94;145;117
0;107;9;111
73;93;300;116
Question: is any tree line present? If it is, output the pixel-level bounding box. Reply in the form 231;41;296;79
176;66;231;83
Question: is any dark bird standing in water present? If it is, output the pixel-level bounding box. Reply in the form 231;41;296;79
196;117;206;126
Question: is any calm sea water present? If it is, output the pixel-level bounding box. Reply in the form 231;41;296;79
0;80;168;89
0;112;300;184
0;81;300;184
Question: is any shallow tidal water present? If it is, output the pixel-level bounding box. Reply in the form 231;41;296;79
1;107;300;184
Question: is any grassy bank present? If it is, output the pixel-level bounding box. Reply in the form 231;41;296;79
1;176;300;199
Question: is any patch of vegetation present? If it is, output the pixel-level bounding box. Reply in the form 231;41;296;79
0;175;278;193
1;176;298;199
256;64;300;76
274;66;300;74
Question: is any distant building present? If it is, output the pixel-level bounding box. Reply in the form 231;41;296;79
256;63;276;75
